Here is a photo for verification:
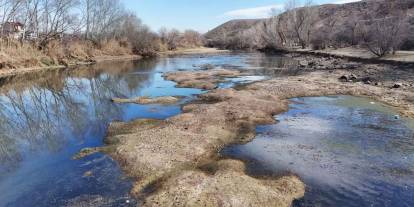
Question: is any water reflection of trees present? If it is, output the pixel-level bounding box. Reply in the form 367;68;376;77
245;54;301;77
0;59;158;172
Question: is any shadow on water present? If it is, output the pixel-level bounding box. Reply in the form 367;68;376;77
0;53;296;206
221;95;414;207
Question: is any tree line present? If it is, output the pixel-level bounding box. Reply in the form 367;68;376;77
0;0;204;57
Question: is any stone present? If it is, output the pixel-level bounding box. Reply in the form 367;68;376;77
393;83;403;89
339;75;348;82
361;77;373;85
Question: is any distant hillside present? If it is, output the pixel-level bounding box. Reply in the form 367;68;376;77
205;19;263;48
205;0;414;50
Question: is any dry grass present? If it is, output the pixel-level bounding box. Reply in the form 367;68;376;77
0;38;134;71
98;39;132;56
0;40;50;69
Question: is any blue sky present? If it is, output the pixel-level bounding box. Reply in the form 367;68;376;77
122;0;360;33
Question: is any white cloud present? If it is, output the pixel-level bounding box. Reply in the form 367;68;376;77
221;1;360;19
222;4;284;19
332;0;361;4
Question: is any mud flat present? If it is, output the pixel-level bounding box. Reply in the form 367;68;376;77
111;96;180;105
102;69;306;206
101;66;413;206
164;69;242;90
250;70;413;117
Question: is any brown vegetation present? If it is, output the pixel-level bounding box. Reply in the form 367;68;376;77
159;28;204;51
0;0;205;73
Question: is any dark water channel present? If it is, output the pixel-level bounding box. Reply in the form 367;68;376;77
0;53;292;207
222;96;414;207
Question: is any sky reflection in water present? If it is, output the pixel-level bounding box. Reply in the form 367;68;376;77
0;53;288;206
222;96;414;207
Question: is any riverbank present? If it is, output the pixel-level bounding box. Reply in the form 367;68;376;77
96;52;413;206
159;47;230;56
0;47;230;80
289;48;414;65
0;54;143;80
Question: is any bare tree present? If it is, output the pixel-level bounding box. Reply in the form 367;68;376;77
36;0;81;46
80;0;124;41
0;0;25;35
359;0;408;57
158;27;168;44
284;0;316;49
182;29;203;47
360;17;406;57
165;28;181;50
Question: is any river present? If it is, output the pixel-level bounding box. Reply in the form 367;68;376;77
0;53;412;207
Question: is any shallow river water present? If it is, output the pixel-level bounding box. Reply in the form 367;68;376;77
0;53;291;206
222;96;414;207
0;53;412;207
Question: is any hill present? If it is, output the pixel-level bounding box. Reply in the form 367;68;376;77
205;0;414;51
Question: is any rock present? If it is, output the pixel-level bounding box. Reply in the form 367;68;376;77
198;64;215;70
349;74;358;81
308;61;316;67
339;74;357;82
339;75;348;82
343;63;360;69
361;77;373;85
83;171;93;177
393;83;402;89
299;61;308;67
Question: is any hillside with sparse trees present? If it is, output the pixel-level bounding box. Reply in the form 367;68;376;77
205;0;414;57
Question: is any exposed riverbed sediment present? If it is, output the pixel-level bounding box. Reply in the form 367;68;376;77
101;58;413;206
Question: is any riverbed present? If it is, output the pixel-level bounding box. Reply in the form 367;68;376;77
0;53;412;206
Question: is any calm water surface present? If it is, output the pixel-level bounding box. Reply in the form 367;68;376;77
222;96;414;207
0;53;291;207
2;53;411;207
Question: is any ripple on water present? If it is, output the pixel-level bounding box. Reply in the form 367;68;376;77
222;96;414;207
